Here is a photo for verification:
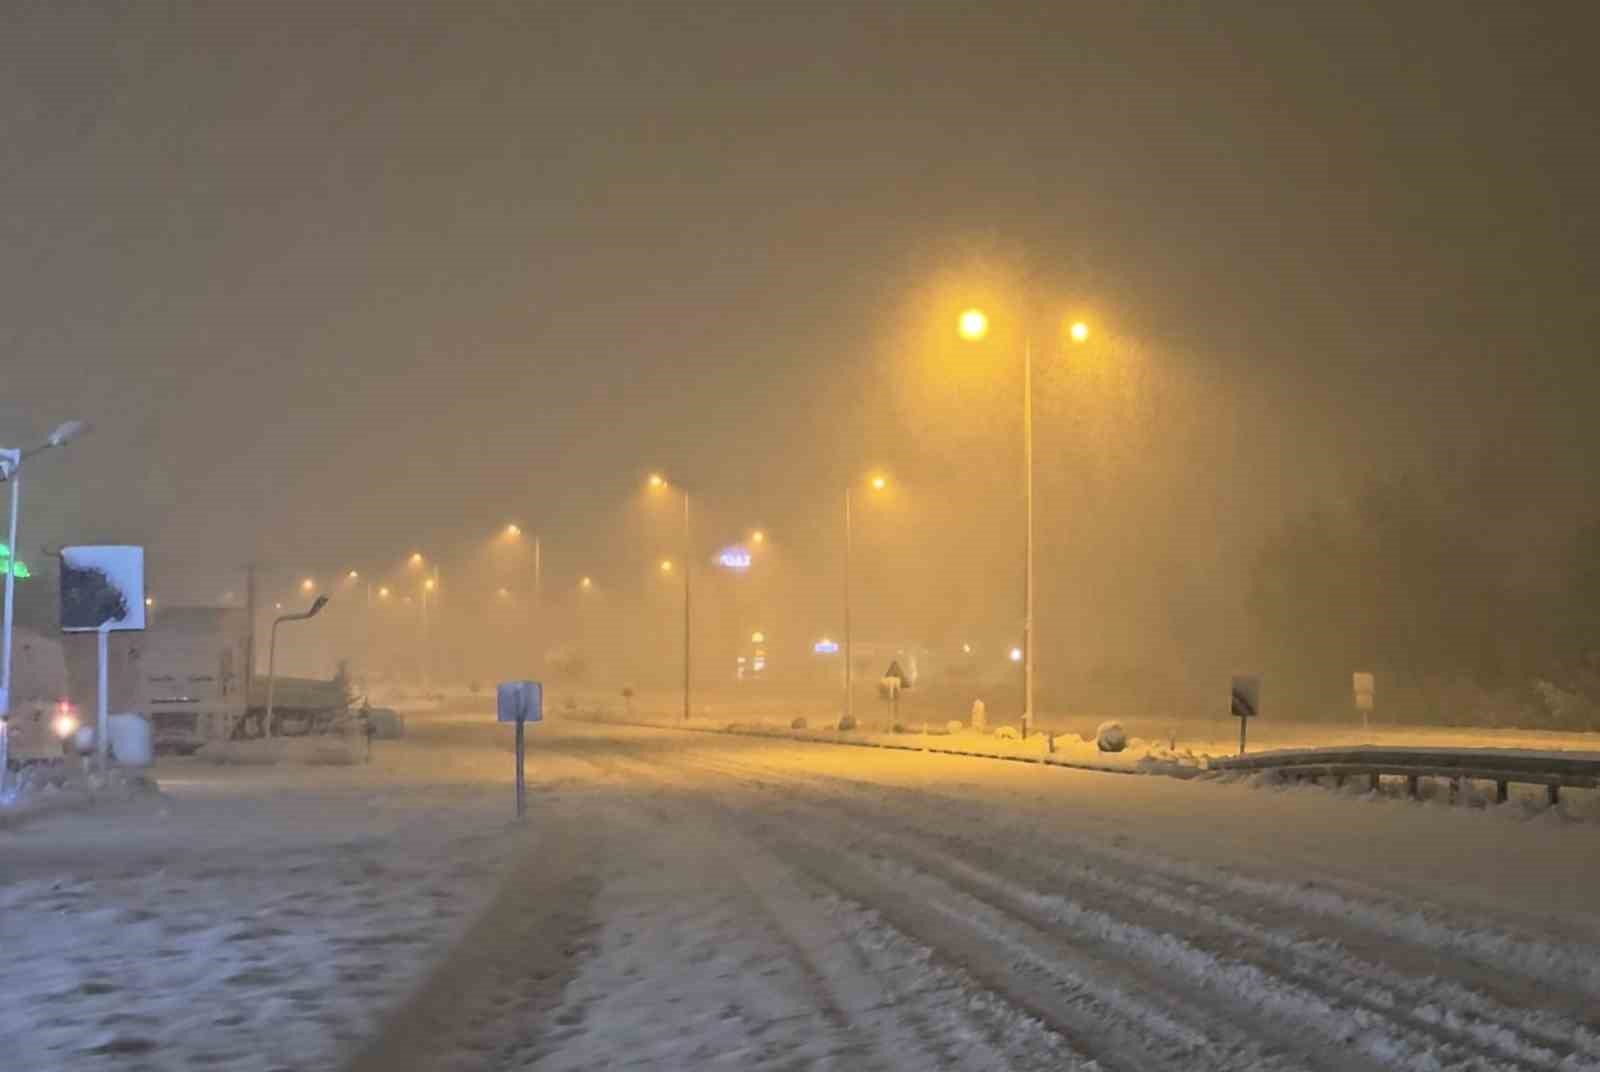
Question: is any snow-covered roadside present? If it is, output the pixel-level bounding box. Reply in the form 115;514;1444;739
570;708;1192;774
568;707;1600;823
0;719;569;1072
0;765;160;830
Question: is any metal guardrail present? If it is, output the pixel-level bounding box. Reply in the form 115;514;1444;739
1211;746;1600;804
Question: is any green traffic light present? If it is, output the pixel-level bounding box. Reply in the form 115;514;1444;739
0;543;29;578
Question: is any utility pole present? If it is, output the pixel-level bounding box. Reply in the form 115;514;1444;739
844;485;853;724
1023;337;1035;738
244;562;257;701
682;492;692;722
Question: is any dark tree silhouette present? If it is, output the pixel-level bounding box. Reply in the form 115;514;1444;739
59;560;130;630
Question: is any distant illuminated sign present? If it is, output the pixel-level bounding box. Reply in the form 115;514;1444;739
715;545;752;571
813;639;839;655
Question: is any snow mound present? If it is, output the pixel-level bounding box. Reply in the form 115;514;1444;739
993;725;1019;740
197;738;360;766
1096;720;1128;753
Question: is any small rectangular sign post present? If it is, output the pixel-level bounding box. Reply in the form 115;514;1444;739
497;681;542;818
1230;674;1260;756
1353;672;1375;733
60;546;146;770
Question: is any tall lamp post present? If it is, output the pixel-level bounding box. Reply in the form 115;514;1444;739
264;594;329;739
843;474;888;724
502;523;541;668
648;474;691;721
0;420;87;750
959;310;1089;735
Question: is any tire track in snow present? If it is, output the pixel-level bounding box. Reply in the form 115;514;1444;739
661;744;1598;1071
727;750;1600;1014
737;766;1600;1070
590;751;1093;1071
634;750;1339;1071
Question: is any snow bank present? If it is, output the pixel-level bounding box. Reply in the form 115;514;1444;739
197;737;360;766
0;764;161;828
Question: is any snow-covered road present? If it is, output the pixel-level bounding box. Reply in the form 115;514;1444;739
366;719;1600;1071
6;713;1600;1070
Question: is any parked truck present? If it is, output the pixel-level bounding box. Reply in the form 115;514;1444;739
135;605;352;753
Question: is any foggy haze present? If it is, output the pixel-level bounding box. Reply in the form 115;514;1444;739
5;1;1598;723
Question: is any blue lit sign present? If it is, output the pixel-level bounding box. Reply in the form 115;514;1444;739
813;639;839;655
715;545;752;571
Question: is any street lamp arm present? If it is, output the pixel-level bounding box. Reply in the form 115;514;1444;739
263;595;329;739
273;594;329;626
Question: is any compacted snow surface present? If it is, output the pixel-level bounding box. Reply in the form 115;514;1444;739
4;706;1600;1070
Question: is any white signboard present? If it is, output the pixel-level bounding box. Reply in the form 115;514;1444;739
1353;672;1375;712
1230;675;1261;719
496;680;543;723
59;546;145;632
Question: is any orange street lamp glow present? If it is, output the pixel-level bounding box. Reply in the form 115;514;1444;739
496;587;510;598
505;523;522;538
958;308;989;341
347;569;359;580
648;473;667;490
424;578;436;591
409;552;424;567
579;576;593;590
378;586;390;598
751;530;765;545
300;578;315;593
870;475;887;491
659;559;673;573
1069;320;1090;343
144;596;154;608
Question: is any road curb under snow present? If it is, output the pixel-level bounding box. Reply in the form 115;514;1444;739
569;713;1160;777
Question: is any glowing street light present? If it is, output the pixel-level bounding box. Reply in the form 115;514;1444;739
424;577;436;591
647;472;692;721
504;523;522;538
958;308;989;341
659;559;674;574
750;529;766;545
300;578;316;593
958;308;1095;736
347;569;360;580
378;586;390;599
579;576;593;591
408;552;424;567
496;587;511;599
144;597;155;609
